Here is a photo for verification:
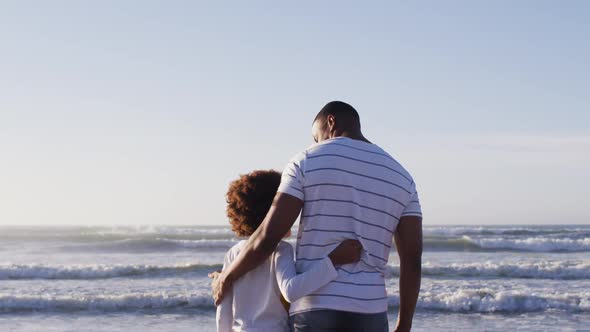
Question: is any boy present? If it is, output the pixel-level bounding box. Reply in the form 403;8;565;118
215;170;361;332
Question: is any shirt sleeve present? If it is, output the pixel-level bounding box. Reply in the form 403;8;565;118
273;242;338;303
276;152;306;201
401;181;423;218
216;251;234;332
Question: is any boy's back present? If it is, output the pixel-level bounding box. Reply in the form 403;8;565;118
217;240;290;331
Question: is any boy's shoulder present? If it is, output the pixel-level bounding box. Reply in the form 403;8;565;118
224;240;248;263
225;240;294;264
275;240;294;254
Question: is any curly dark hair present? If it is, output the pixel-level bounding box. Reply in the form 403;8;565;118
226;170;282;237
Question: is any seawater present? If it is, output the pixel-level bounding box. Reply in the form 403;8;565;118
1;225;589;331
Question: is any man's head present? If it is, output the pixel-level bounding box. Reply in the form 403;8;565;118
312;101;362;143
225;170;281;237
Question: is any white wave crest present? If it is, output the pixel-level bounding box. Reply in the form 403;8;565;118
59;238;240;253
0;263;221;280
424;226;588;237
384;261;590;280
2;289;588;313
158;238;238;249
0;292;214;312
388;289;590;313
465;236;590;252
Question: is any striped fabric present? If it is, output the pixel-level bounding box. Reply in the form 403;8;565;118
277;137;422;315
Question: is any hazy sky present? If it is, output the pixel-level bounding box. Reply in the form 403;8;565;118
1;1;589;226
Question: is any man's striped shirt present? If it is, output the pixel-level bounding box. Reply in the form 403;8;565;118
277;136;422;315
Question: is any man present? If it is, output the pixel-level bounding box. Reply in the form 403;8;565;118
213;101;422;332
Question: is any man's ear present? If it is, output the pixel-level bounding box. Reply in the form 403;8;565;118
327;114;336;135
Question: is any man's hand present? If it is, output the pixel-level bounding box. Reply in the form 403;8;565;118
208;270;221;279
211;271;231;306
328;239;363;265
209;269;225;305
393;325;412;332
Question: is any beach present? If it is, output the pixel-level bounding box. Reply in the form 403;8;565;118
1;225;589;331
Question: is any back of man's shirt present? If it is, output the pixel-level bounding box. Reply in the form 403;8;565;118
277;137;422;315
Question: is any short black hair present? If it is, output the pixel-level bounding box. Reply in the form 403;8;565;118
314;101;360;125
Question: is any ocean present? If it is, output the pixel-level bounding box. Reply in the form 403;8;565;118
1;225;589;332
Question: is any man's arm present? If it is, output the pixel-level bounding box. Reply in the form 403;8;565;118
274;239;361;303
213;193;303;305
393;216;422;332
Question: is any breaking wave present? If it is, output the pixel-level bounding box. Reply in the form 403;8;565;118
0;263;222;280
425;236;590;252
465;236;590;252
0;293;214;312
384;261;590;280
1;290;588;313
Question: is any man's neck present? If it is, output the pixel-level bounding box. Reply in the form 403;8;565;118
334;131;371;144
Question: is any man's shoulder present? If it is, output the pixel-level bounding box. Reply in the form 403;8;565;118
367;143;415;181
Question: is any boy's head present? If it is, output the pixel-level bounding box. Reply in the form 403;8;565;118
226;170;281;237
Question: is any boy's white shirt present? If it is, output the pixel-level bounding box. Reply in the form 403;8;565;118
216;240;337;332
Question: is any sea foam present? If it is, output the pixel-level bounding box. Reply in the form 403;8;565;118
4;260;588;281
409;289;590;313
0;292;214;312
1;289;588;313
0;263;222;280
384;261;590;280
465;236;590;252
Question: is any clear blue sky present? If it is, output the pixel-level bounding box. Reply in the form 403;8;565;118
1;1;588;226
